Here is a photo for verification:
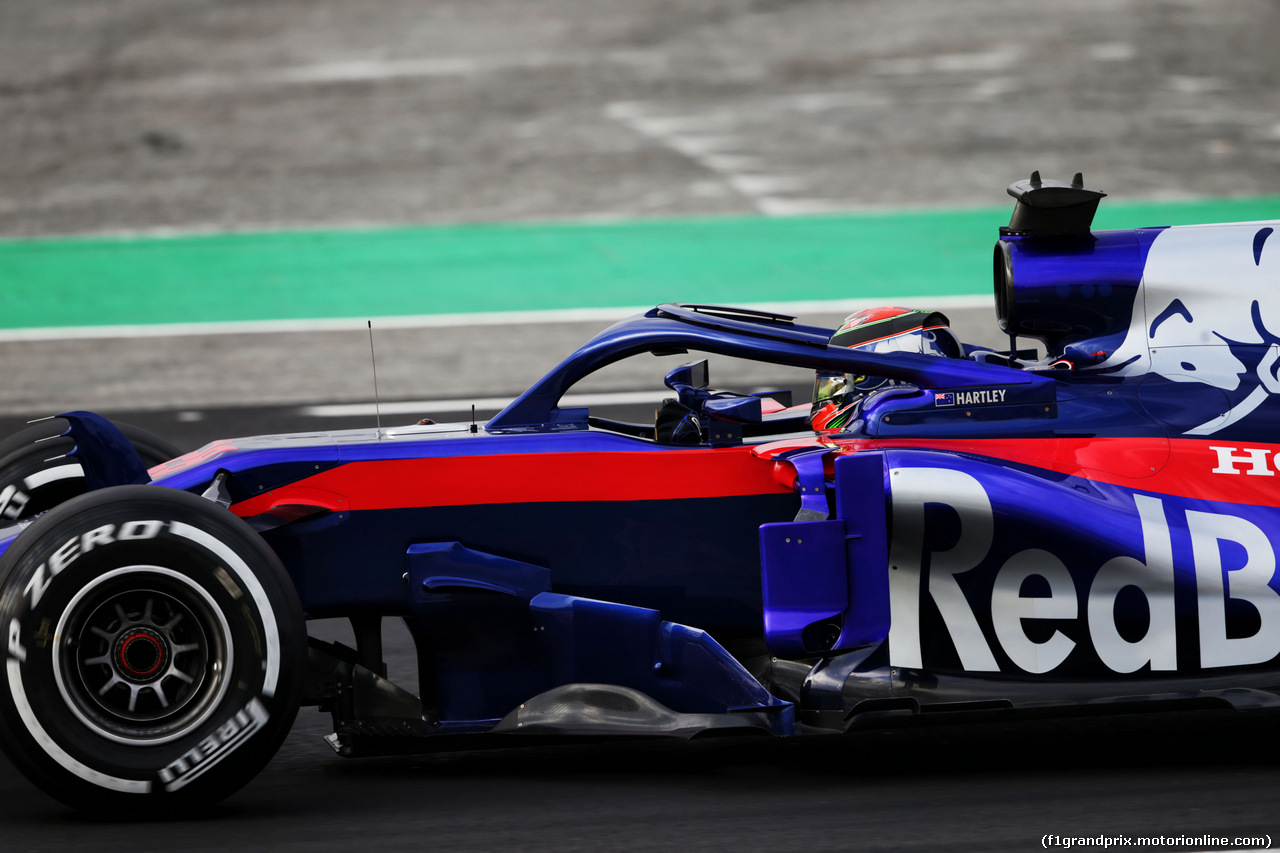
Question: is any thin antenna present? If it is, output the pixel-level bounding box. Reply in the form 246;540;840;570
368;321;383;438
470;404;478;434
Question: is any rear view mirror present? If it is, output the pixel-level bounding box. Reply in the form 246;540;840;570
664;359;709;391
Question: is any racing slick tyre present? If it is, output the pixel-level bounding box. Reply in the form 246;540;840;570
0;421;181;522
0;484;306;814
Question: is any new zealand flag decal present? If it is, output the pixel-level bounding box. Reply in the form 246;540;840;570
935;392;955;407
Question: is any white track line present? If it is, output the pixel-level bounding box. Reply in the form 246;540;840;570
606;101;800;215
303;390;668;419
605;96;912;216
128;51;661;96
0;296;992;343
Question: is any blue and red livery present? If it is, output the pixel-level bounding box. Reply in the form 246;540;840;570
3;173;1280;812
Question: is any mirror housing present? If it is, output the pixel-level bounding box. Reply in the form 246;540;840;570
664;359;709;391
703;396;763;424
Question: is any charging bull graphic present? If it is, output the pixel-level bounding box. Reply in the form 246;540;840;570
1096;222;1280;435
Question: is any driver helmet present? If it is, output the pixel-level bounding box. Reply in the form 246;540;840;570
810;307;961;432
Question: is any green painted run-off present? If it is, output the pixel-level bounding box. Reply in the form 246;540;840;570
2;197;1278;330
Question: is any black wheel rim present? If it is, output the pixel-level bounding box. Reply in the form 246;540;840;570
53;566;234;745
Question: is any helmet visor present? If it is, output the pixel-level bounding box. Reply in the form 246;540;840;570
812;371;849;407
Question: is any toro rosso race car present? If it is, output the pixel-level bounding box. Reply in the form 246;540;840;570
3;173;1280;813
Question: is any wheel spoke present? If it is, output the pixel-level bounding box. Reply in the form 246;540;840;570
168;668;195;685
97;673;124;697
61;570;228;741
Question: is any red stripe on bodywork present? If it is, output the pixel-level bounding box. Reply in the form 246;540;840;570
788;435;1269;507
837;436;1171;483
231;447;793;516
754;435;1280;507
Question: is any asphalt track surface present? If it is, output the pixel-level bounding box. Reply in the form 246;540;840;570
5;1;1280;848
2;702;1279;852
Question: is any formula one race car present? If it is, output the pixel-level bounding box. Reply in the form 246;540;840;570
3;174;1280;813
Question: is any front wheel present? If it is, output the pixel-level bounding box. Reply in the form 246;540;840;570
0;485;305;814
0;420;181;522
